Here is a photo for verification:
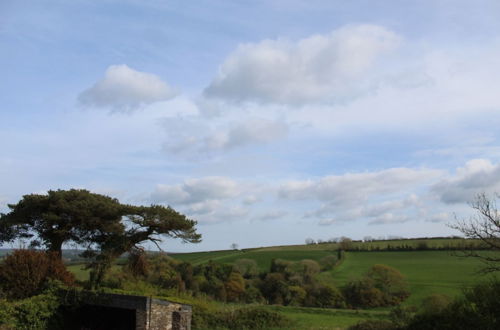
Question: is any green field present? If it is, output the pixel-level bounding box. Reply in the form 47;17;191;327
172;249;335;271
264;306;388;329
324;250;497;306
66;239;498;329
170;244;497;307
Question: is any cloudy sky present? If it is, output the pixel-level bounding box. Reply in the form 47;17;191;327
2;0;500;252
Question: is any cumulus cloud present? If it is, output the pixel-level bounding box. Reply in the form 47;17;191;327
279;167;441;206
432;159;500;204
79;64;178;112
279;167;441;226
204;24;401;105
152;176;240;205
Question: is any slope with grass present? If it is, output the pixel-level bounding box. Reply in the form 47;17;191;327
320;250;497;306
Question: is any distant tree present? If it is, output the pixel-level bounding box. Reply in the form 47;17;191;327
363;236;374;242
319;255;338;271
367;264;409;305
339;236;353;250
450;193;500;273
305;238;315;245
230;243;239;250
225;271;246;302
233;258;259;278
343;264;409;307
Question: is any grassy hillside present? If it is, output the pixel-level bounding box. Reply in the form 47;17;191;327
63;239;498;329
170;240;497;307
173;249;335;271
322;250;497;306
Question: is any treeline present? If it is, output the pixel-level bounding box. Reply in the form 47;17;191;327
306;236;488;252
103;250;409;310
348;279;500;330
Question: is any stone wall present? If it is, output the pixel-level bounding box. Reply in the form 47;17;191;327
149;299;192;330
61;290;192;330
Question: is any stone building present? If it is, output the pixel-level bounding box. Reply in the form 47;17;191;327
62;291;192;330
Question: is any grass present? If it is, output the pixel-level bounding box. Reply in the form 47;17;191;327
264;305;388;329
65;239;498;329
320;250;498;306
67;264;122;282
171;244;498;307
171;248;336;271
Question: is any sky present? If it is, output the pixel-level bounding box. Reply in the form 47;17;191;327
2;0;500;252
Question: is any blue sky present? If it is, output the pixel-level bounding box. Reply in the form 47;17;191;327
2;0;500;252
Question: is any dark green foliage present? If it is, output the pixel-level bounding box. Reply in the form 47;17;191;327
0;189;201;290
233;258;259;278
306;284;345;308
0;290;60;330
0;250;74;299
192;306;291;330
348;320;397;330
418;294;451;315
343;264;409;308
343;278;384;308
406;279;500;330
0;189;124;255
389;305;416;328
320;254;338;271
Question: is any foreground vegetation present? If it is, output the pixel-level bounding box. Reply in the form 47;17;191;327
1;237;499;329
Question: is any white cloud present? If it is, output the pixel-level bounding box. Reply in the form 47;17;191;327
152;176;240;205
204;24;401;105
79;64;178;112
163;118;288;155
368;213;411;225
432;159;500;204
279;167;441;205
256;210;288;221
207;118;288;150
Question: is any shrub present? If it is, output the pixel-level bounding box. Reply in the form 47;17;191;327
126;247;150;278
224;271;245;302
0;290;60;330
221;307;292;330
406;279;500;330
0;250;74;299
419;293;451;315
343;278;384;308
320;255;338;271
348;320;397;330
233;259;259;278
344;264;409;308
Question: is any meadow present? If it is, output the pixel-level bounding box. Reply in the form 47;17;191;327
64;238;497;329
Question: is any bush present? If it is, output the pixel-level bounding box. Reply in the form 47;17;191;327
233;259;259;278
320;255;338;271
193;307;291;330
348;320;397;330
0;290;61;330
406;279;500;330
0;250;74;299
419;293;451;315
343;264;409;308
